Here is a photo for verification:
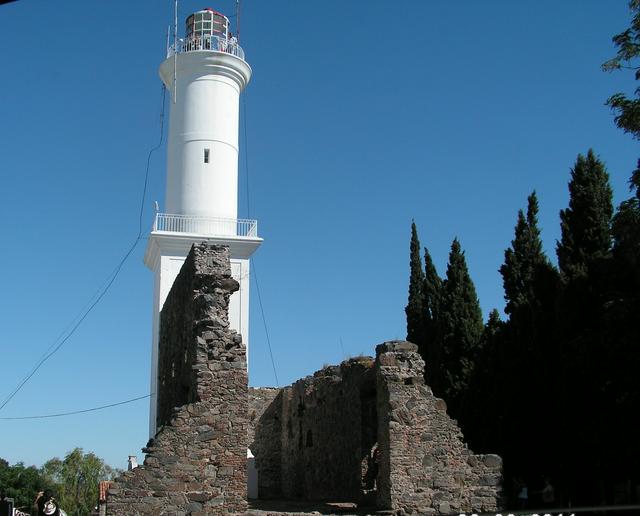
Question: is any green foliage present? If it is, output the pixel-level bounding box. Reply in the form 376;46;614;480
405;221;425;347
597;2;640;491
500;192;554;315
557;150;613;280
41;448;116;516
437;238;483;416
422;246;443;384
602;0;640;139
485;308;502;331
493;193;560;484
612;160;640;270
460;309;505;453
0;459;53;512
0;449;115;516
423;246;442;344
402;151;636;504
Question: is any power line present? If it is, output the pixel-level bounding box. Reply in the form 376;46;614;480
252;262;280;387
0;394;151;420
0;85;167;413
0;240;140;412
139;86;167;238
242;94;280;387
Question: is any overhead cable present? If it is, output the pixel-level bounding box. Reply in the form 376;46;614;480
242;95;280;387
0;85;167;412
0;394;151;420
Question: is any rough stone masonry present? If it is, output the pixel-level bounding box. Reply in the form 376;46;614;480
250;343;503;514
106;244;248;515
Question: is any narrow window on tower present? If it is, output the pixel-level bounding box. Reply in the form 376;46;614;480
204;148;210;163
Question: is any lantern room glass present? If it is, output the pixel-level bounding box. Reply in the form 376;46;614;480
185;10;229;41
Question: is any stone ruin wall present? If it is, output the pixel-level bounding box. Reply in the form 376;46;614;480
250;358;378;503
106;244;248;515
376;341;502;514
250;342;503;514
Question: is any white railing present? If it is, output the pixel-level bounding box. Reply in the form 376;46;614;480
153;213;258;238
167;34;245;60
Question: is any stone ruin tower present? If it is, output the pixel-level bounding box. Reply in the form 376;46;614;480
107;244;249;514
143;6;261;437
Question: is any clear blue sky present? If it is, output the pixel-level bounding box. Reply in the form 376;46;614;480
0;1;637;470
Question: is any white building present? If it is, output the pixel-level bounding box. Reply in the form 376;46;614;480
144;8;261;437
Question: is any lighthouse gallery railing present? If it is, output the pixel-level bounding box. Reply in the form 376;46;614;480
153;213;258;238
167;35;245;60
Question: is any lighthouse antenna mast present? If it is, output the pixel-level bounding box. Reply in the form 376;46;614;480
236;0;241;43
173;0;178;103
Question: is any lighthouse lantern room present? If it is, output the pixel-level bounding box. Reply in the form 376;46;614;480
144;6;261;437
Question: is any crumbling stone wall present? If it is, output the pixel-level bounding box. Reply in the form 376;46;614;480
250;360;377;503
282;359;376;502
106;244;248;515
376;341;502;514
249;387;282;499
251;342;502;514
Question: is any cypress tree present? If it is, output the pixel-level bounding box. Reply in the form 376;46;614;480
461;308;505;452
422;246;443;387
498;192;560;484
405;221;425;348
557;150;613;280
500;192;554;316
438;238;484;416
555;151;614;503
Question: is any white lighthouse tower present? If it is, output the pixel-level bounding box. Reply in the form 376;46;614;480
144;7;261;436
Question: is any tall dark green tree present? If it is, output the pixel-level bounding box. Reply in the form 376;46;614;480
500;192;555;316
437;238;483;416
405;221;425;348
554;151;614;504
497;192;560;486
460;309;505;453
422;246;442;376
557;150;613;280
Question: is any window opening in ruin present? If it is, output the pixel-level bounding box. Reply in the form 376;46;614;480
204;148;210;163
306;429;313;448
